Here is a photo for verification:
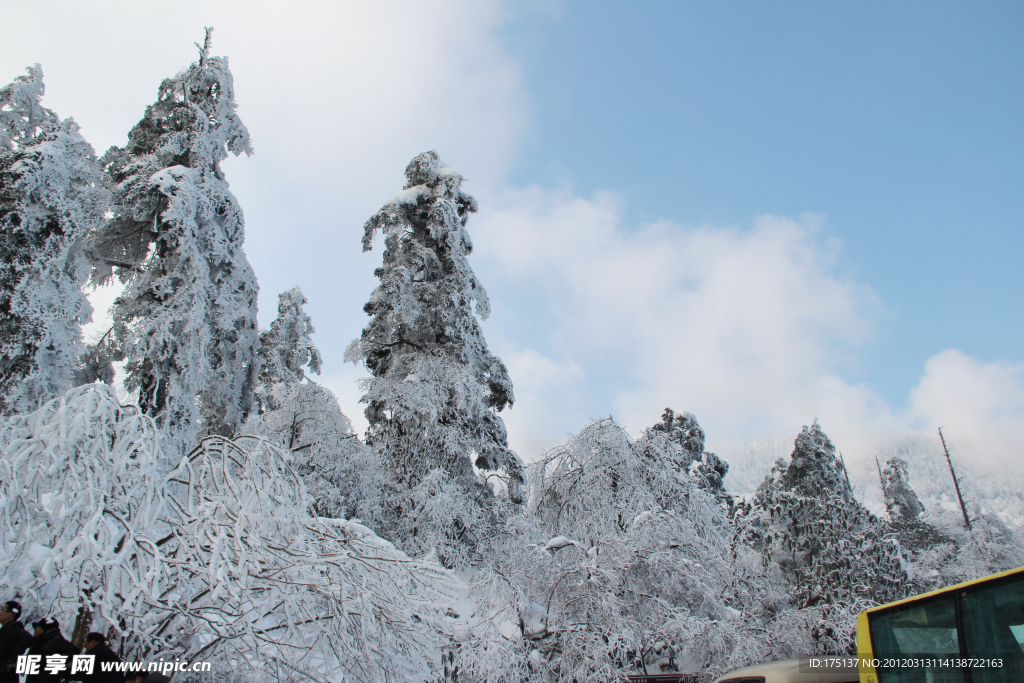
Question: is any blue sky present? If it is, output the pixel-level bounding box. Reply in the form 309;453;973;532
3;1;1022;482
500;1;1023;406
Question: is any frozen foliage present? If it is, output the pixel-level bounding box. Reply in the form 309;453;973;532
496;418;755;680
0;384;172;647
161;435;461;681
0;66;105;413
0;65;51;149
244;380;384;526
388;468;499;571
648;408;729;497
246;287;383;525
346;150;523;565
0;384;467;682
86;30;258;450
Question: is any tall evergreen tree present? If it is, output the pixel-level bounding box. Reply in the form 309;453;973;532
0;66;106;413
346;150;522;491
86;30;258;449
346;150;523;562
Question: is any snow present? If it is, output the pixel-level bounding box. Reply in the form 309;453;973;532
543;535;577;551
386;183;426;207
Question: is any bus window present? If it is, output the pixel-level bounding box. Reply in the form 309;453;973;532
959;571;1024;683
867;593;965;683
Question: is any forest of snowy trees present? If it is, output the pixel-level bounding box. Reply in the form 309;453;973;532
1;35;1022;683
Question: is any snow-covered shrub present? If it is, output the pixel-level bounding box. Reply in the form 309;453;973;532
509;418;747;679
0;384;467;682
244;380;384;526
0;384;171;645
161;434;462;681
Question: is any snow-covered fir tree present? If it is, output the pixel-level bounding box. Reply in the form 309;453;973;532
86;30;258;450
345;150;524;566
0;65;106;413
244;287;383;525
731;421;910;654
254;286;321;412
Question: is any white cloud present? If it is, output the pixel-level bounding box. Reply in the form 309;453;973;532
907;349;1024;473
472;187;1024;478
499;349;587;458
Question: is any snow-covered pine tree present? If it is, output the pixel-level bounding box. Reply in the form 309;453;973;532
345;150;524;565
244;287;383;525
0;65;106;413
732;421;909;654
86;29;258;450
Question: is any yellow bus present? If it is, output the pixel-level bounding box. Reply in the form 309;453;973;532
856;564;1024;683
712;565;1024;683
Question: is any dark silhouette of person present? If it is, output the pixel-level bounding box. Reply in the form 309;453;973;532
0;601;32;683
24;618;78;683
71;633;124;683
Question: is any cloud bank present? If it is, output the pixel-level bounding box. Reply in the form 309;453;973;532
470;187;1024;478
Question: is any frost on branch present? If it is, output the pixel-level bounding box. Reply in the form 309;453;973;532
160;435;462;681
85;34;258;451
243;380;384;526
0;385;467;682
0;66;106;414
0;384;170;647
514;418;748;679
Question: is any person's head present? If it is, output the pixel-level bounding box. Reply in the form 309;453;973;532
126;674;145;683
0;601;20;626
32;617;57;637
83;632;106;651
